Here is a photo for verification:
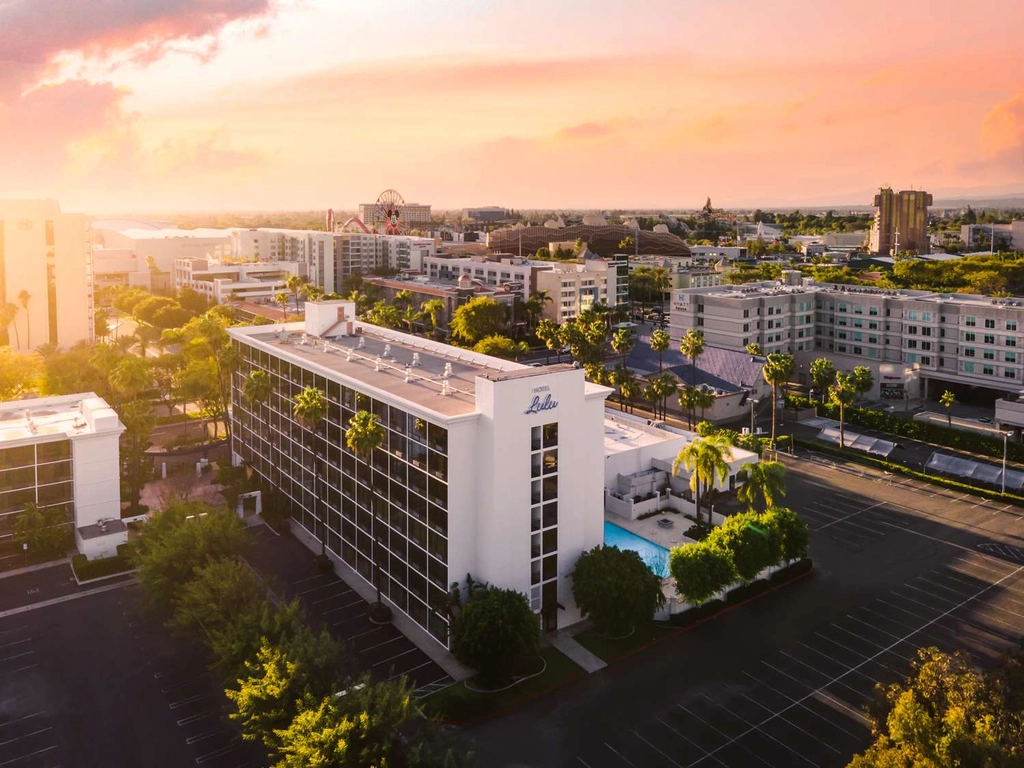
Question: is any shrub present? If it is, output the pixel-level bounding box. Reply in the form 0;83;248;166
762;507;810;561
669;544;735;604
71;548;133;581
451;585;540;687
571;545;666;635
707;511;779;582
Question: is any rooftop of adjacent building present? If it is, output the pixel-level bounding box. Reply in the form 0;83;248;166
228;312;593;418
0;393;123;446
602;410;758;465
365;274;517;298
626;335;766;394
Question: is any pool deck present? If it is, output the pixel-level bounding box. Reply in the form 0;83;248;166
605;512;698;551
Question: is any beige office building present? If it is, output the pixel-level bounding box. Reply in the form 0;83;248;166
0;200;92;351
869;188;932;255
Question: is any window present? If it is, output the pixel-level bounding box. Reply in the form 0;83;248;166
985;318;995;329
869;307;879;316
1008;320;1017;331
743;309;749;318
964;348;976;357
906;353;917;363
965;332;976;342
908;311;918;321
906;339;917;349
921;356;931;365
984;335;995;345
965;317;976;327
1007;352;1017;363
853;346;863;355
1008;338;1018;348
984;350;995;360
983;365;994;375
963;362;975;373
907;326;918;335
1006;370;1017;379
921;342;932;351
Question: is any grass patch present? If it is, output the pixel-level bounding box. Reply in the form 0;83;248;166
574;622;677;663
71;547;134;582
421;646;585;725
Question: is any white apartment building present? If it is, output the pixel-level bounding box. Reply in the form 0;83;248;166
536;259;628;322
688;246;749;262
94;225;231;275
628;255;723;291
1;200;93;351
422;255;550;298
173;258;307;304
359;202;432;226
0;394;125;560
670;277;1024;401
228;302;610;647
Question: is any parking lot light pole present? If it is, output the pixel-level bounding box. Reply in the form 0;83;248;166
749;398;760;436
1003;432;1011;495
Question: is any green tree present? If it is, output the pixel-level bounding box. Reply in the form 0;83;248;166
762;353;794;453
678;385;700;429
285;274;306;311
940;389;956;427
679;330;705;388
168;555;265;647
736;461;787;513
620;374;641;414
669;544;735;605
672;433;732;533
571;545;666;635
294;386;329;554
535;318;560;364
650;328;670;372
14;502;70;558
851;365;874;401
809;357;837;404
174;313;237;444
849;648;1024;768
0;348;41;401
110;354;152;404
275;291;290;321
829;372;857;449
17;289;31;349
762;507;809;562
611;328;634;358
345;411;388;616
745;342;762;356
366;300;401;329
711;511;779;582
420;298;445;338
651;373;678;422
449;297;507;345
609;365;636;412
0;301;20;348
177;286;209;315
694;386;716;423
451;586;540;686
120;399;154;513
473;334;529;360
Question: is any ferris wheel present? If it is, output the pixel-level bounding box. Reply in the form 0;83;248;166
375;189;405;235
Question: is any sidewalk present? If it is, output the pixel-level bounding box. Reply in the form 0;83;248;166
549;630;606;673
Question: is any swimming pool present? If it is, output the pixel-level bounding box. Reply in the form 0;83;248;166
604;521;670;578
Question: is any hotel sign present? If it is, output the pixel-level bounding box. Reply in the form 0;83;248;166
524;385;558;415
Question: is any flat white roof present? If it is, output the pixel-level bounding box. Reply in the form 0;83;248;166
0;393;123;447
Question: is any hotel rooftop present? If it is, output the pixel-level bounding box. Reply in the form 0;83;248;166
0;394;123;447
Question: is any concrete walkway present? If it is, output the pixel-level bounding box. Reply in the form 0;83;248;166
549;631;607;673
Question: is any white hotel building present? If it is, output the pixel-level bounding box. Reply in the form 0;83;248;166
229;302;609;647
0;394;125;560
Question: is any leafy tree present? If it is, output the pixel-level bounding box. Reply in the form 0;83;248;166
535;318;560;363
762;507;809;562
611;328;634;358
420;298;445;338
17;289;31;348
169;556;266;645
110;354;152;404
473;334;529;360
694;386;716;423
119;399;154;512
745;342;762;356
173;313;237;444
0;301;20;347
669;544;735;605
449;297;507;346
711;511;779;582
673;433;732;533
940;389;956;427
451;586;540;686
679;330;705;387
128;503;247;613
678;384;700;429
275;291;290;321
851;366;874;401
762;353;794;452
737;461;786;513
13;502;70;557
849;647;1024;768
809;357;836;403
0;348;41;401
572;545;665;635
650;328;670;372
177;286;209;315
366;300;401;330
829;372;857;449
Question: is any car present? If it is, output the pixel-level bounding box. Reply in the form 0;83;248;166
978;417;993;423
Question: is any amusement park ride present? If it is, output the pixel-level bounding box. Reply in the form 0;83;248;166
375;188;405;235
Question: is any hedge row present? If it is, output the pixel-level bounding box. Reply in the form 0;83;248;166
71;545;133;582
792;437;1024;507
786;396;1024;463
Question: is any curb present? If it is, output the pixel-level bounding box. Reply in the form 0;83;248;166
0;557;70;580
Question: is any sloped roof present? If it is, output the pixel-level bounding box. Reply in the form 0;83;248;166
626;334;765;393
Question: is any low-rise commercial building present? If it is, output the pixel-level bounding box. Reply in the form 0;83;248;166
462;207;508;223
359;203;432;226
0;394;125;560
536;259;628;321
363;274;518;331
422;255;550;298
173;258;307;304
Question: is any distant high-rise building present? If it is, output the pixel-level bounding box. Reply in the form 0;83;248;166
359;202;432;227
0;200;92;351
869;188;932;255
325;208;335;232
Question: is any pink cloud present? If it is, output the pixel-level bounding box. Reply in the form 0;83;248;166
557;122;614;141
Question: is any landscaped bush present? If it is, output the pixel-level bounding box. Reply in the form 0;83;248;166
762;507;810;562
669;543;736;604
71;545;133;581
572;545;665;636
711;512;780;582
451;584;540;687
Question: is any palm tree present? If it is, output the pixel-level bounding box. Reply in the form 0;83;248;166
679;330;705;388
611;328;634;358
620;375;640;414
737;461;786;513
243;370;272;432
762;352;795;454
536;318;560;364
673;433;732;534
745;342;762;356
134;325;161;358
695;386;716;423
346;410;389;619
809;357;836;404
650;328;670;372
285;274;306;310
110;355;152;404
401;305;421;334
829;372;857;449
293;387;329;557
940;390;956;427
652;267;671;314
678;385;699;429
0;302;19;348
275;291;290;321
609;364;631;411
420;299;445;338
393;289;413;311
17;290;31;349
652;373;677;421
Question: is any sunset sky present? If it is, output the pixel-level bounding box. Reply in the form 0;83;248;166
1;0;1022;212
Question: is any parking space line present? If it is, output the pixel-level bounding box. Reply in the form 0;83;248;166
331;610;369;626
325;598;367;617
655;719;729;768
0;714;41;731
0;638;32;651
745;669;869;726
358;635;405;653
844;612;952;652
371;648;417;667
177;710;218;726
389;659;434;680
701;690;834;762
764;658;871;705
578;758;595;767
797;641;894;682
195;743;239;764
829;623;913;661
0;664;37;677
941;569;1024;600
0;650;33;663
291;573;326;585
682;563;1024;768
914;574;976;600
676;705;774;767
814;630;910;667
312;588;355;605
777;651;878;699
0;745;57;767
0;625;28;637
0;727;53;749
349;626;385;641
813;500;887;532
630;729;686;767
161;674;210;693
300;581;347;595
186;728;229;745
603;742;639;767
169;694;208;709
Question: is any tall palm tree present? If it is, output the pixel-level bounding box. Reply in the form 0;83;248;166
695;386;716;423
110;355;153;404
0;302;19;348
285;274;306;310
536;318;559;364
346;410;388;616
17;290;31;349
762;352;795;454
420;299;445;338
650;328;670;372
393;289;413;311
620;375;640;414
609;364;631;411
829;372;857;449
679;330;705;388
611;328;634;358
243;370;273;434
737;461;787;513
940;390;956;428
809;357;836;404
673;433;732;533
652;373;677;421
275;291;290;321
294;387;329;556
678;385;699;429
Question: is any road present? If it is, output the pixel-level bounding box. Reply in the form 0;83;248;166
460;453;1024;768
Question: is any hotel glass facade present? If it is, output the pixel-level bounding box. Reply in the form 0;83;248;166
231;340;452;646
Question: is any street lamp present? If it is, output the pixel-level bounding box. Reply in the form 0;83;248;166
749;398;760;436
1003;431;1013;495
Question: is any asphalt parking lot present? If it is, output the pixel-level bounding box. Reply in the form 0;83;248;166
244;526;451;695
0;584;266;768
466;452;1024;768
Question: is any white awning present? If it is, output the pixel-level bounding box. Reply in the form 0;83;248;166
817;427;895;458
925;452;1024;491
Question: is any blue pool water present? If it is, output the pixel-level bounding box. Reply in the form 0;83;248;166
604;521;670;578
